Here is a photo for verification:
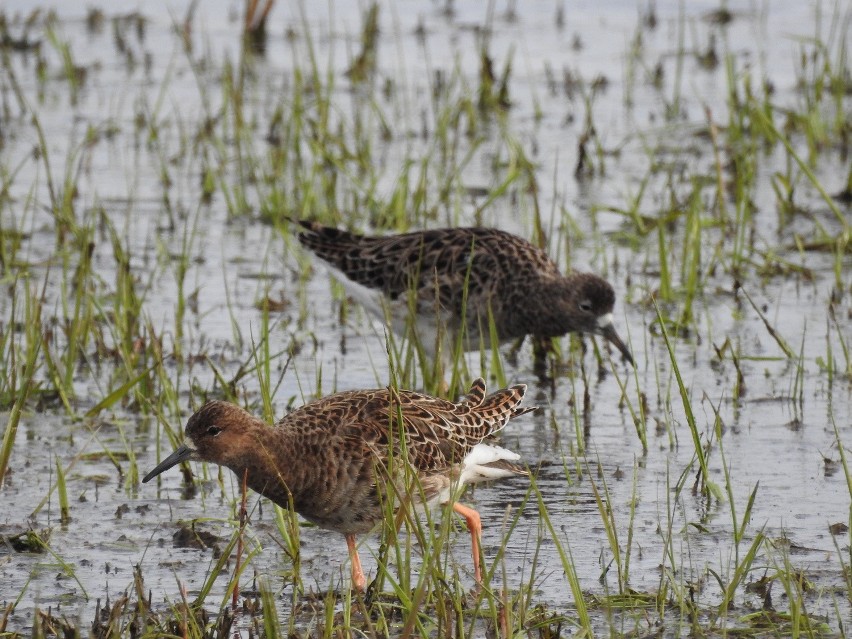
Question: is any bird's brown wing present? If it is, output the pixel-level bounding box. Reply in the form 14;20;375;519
330;379;534;473
293;222;560;316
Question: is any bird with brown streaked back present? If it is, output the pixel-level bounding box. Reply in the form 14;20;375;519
290;220;634;365
143;378;535;590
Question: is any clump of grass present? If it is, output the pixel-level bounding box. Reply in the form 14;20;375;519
533;475;592;635
655;300;720;501
0;277;45;484
345;3;380;85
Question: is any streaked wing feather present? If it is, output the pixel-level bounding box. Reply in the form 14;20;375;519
282;378;533;475
294;223;561;317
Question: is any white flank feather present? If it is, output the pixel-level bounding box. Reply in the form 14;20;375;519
459;443;522;484
317;258;452;357
319;261;387;318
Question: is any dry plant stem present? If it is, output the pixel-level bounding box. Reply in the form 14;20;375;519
705;106;728;222
739;287;795;358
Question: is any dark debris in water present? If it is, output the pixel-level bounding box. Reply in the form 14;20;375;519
702;8;736;26
86;584;239;639
832;187;852;204
587;589;658;610
172;521;224;552
1;527;50;553
745;573;773;598
738;609;833;636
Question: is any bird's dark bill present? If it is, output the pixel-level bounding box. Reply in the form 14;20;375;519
142;444;194;483
600;324;634;366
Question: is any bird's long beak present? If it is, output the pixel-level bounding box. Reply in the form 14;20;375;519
598;314;634;366
142;443;195;483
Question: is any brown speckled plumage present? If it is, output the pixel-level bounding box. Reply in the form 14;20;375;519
143;378;535;589
293;221;633;364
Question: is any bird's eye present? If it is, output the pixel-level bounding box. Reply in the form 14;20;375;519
206;425;222;437
579;300;593;313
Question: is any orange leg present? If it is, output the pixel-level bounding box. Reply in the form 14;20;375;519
452;502;482;583
345;534;367;591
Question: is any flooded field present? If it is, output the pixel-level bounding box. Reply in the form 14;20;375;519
1;0;850;636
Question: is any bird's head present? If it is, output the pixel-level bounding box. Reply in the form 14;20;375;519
142;401;259;483
561;273;634;365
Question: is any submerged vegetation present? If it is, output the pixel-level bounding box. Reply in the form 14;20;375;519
0;0;850;637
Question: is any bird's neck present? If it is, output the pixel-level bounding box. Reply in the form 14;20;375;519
226;428;302;509
507;277;573;338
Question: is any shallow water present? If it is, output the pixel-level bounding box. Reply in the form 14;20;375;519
1;0;850;636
